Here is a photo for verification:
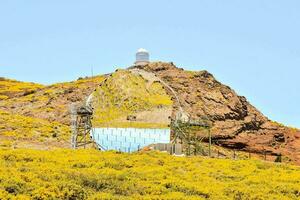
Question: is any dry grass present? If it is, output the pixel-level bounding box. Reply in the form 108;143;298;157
92;70;172;128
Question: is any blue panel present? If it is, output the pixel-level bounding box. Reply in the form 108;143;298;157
93;128;170;153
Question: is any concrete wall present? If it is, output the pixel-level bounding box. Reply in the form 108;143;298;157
92;128;170;152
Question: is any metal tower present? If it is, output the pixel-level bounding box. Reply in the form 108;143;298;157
70;104;95;149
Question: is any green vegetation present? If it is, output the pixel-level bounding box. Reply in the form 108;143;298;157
0;149;299;199
92;70;172;128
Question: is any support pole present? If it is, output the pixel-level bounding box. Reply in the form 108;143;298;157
70;104;77;149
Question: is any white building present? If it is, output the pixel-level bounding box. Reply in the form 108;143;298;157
135;48;150;66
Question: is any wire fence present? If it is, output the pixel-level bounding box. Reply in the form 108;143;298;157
152;143;283;163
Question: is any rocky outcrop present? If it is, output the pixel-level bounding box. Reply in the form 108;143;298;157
1;62;299;164
144;62;300;164
0;76;105;124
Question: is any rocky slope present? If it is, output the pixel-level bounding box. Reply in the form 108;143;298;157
0;109;70;149
0;76;105;124
0;77;43;100
1;62;299;164
143;62;300;164
0;76;105;148
91;69;173;128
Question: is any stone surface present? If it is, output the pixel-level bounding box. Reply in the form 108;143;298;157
144;62;300;164
1;62;299;164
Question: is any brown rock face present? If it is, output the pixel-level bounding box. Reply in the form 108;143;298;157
0;76;105;124
1;62;299;164
144;62;300;164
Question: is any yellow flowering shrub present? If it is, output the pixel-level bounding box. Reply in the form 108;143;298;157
0;149;299;199
92;70;173;128
0;78;43;100
0;75;105;125
0;110;70;148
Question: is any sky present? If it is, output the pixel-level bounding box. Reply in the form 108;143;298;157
0;0;299;128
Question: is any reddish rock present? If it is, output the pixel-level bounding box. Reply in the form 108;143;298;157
145;62;300;165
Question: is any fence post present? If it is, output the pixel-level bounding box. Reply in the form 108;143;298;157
233;150;236;160
264;150;267;161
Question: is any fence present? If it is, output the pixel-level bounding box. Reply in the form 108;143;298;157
91;128;283;163
206;148;283;163
153;143;183;155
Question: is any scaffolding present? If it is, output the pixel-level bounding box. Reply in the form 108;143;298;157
171;113;212;156
70;104;95;149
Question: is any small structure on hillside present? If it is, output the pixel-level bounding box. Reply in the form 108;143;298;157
171;114;213;156
135;48;150;66
71;104;96;149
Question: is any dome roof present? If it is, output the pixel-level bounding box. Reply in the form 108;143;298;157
134;48;150;65
137;48;148;53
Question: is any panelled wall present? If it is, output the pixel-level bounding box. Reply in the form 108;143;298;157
92;128;170;152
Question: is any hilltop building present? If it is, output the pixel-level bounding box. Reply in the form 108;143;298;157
135;48;150;66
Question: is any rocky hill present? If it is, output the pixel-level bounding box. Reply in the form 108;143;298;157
143;62;300;164
0;77;43;100
0;62;299;164
91;69;173;128
0;76;104;148
0;76;105;124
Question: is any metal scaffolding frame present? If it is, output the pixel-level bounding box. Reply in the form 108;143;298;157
70;104;95;149
171;113;212;156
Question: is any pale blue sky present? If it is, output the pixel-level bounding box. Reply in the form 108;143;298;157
0;0;299;127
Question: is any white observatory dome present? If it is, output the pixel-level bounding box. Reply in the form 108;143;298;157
137;48;148;53
135;48;150;66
